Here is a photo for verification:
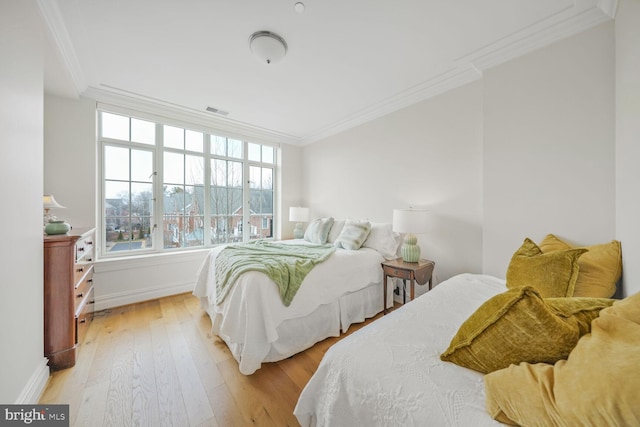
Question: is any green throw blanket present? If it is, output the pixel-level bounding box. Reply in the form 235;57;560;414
215;240;336;306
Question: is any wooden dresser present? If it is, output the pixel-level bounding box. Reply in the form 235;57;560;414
44;227;96;370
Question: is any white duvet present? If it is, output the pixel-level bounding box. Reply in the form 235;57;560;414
294;273;508;427
193;240;385;374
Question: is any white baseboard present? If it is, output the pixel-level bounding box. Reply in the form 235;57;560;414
94;281;194;310
16;358;50;404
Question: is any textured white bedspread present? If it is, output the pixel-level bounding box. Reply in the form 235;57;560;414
193;240;384;374
294;273;508;427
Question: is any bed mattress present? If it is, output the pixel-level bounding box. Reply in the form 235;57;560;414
294;273;508;427
193;240;390;374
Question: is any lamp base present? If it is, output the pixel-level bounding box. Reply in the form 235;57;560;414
293;223;304;239
400;233;420;263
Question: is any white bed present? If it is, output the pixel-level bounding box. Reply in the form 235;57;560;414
294;273;508;427
193;239;394;375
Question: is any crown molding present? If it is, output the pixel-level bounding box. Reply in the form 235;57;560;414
597;0;618;18
84;86;301;146
301;1;615;145
36;0;86;96
467;1;615;71
301;66;481;145
37;0;617;147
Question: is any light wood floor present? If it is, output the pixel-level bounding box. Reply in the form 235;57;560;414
39;292;390;427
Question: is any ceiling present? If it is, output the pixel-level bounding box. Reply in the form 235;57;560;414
39;0;616;145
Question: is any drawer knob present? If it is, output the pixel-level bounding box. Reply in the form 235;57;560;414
80;318;87;324
78;247;85;252
87;279;93;284
87;241;93;245
76;292;83;298
77;267;84;273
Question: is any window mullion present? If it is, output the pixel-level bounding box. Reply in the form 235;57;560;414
203;134;211;246
242;141;251;242
182;150;187;248
129;148;133;247
153;122;163;253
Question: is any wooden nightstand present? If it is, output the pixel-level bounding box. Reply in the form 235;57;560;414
382;258;435;314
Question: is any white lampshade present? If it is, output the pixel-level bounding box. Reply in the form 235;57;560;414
392;209;428;234
249;31;288;64
43;194;65;209
289;207;310;222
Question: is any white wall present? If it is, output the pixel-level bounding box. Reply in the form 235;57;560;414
304;22;617;292
0;1;50;403
483;22;616;277
303;82;484;288
93;251;208;310
615;0;640;297
279;143;305;239
44;95;96;229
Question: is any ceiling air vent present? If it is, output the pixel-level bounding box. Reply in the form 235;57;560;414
206;106;229;116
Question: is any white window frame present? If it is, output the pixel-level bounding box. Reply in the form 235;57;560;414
97;106;278;259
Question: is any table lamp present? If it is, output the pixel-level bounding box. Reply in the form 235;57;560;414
43;194;71;234
43;194;65;224
289;207;310;239
392;208;428;263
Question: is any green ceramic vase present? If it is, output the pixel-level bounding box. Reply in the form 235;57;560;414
45;220;71;235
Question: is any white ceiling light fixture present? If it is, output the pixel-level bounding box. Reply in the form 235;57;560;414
294;2;305;13
249;31;288;65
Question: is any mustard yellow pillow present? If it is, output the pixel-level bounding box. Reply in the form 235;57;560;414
546;296;614;334
439;287;611;374
484;292;640;426
506;238;587;297
539;234;622;298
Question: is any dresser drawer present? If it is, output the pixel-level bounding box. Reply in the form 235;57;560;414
383;265;412;280
75;287;94;345
73;262;92;287
75;235;94;263
74;265;94;312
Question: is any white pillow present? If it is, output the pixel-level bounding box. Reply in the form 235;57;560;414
334;219;371;250
363;222;400;259
304;217;334;244
327;219;345;244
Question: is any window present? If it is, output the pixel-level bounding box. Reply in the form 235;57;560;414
249;143;275;239
99;110;277;257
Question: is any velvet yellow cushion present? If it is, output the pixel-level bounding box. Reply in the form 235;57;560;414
506;238;587;297
440;287;613;374
484;291;640;426
545;296;614;335
539;234;622;298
